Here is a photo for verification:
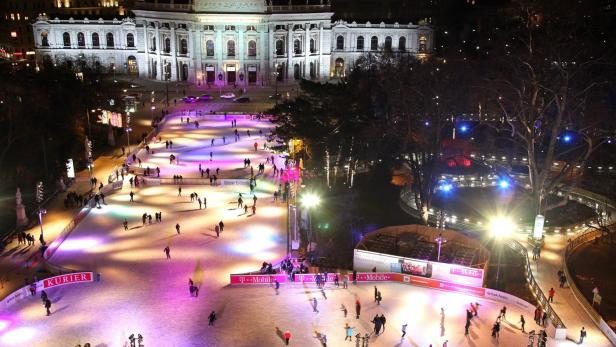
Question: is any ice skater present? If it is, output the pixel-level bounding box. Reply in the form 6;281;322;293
164;246;170;259
312;297;319;312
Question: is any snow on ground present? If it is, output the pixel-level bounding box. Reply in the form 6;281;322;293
0;112;587;347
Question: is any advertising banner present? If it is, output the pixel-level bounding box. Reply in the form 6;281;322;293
229;274;287;285
43;272;94;289
401;259;431;277
351;272;403;282
401;275;486;297
293;273;341;283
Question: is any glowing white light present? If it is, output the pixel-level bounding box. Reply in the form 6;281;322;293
301;193;321;209
489;217;515;238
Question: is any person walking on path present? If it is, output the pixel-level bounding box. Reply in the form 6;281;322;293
548;287;555;303
175;223;181;234
284;330;292;345
164;246;171;259
579;327;587;344
345;323;355;341
44;298;52;316
519;315;526;333
401;323;407;338
312;297;319;313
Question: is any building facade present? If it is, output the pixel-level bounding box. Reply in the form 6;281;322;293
32;0;433;84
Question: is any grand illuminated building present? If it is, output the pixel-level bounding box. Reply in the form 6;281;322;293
32;0;433;84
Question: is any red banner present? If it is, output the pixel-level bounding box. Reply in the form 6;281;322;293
43;272;94;289
293;273;341;283
351;272;403;282
229;274;287;285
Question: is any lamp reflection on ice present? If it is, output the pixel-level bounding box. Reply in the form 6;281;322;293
1;327;37;344
57;237;101;251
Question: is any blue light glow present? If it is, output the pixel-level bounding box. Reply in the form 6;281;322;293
459;125;468;132
498;179;510;189
441;183;453;192
563;135;572;142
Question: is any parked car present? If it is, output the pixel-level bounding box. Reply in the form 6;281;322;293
269;93;282;99
198;94;213;101
220;92;236;99
182;96;197;103
233;96;251;103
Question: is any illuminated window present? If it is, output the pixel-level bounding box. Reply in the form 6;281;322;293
206;40;214;56
336;35;344;50
246;25;256;31
10;13;15;20
356;36;364;50
399;36;406;51
370;36;378;50
92;33;100;47
41;32;49;46
227;40;235;56
63;32;71;47
248;40;256;56
419;36;427;52
224;25;236;31
126;33;134;47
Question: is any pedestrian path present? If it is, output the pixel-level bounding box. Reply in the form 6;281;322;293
0;150;126;300
516;232;613;346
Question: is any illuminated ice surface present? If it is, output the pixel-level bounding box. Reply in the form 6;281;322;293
1;113;591;347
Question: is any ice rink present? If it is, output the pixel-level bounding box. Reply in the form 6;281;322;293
0;112;590;347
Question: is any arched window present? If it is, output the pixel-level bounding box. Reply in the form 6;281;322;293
180;38;188;55
399;36;406;51
309;61;316;79
310;38;316;53
294;39;301;54
356;36;364;50
384;36;392;51
62;32;71;47
419;35;427;52
164;37;171;53
77;32;85;47
248;40;257;57
206;40;214;56
106;32;114;48
127;55;138;74
126;33;135;47
92;33;99;47
227;40;235;56
336;35;344;50
275;39;284;55
370;36;378;51
41;32;49;47
150;36;156;51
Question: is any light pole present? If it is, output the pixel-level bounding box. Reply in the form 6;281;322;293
300;193;321;252
150;105;156;124
125;111;132;155
112;65;116;83
273;61;280;106
435;233;447;262
36;181;47;245
489;216;515;285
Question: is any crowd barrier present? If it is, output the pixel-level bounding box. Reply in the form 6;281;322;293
1;272;94;310
141;177;249;186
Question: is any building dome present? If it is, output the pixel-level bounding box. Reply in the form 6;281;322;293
193;0;266;13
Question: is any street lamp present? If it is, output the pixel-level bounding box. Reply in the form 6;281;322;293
300;193;321;252
489;216;515;285
150;105;156;124
435;233;447;262
36;181;47;245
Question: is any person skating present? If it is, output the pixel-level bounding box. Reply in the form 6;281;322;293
312;297;319;312
401;323;407;338
519;315;526;333
500;306;507;319
237;196;243;208
218;220;224;231
123;219;128;230
275;280;280;295
164;246;170;259
44;298;52;316
380;314;386;331
284;330;292;345
175;223;181;234
579;327;587;344
355;298;361;319
244;205;248;214
129;191;134;202
376;291;382;305
252;204;256;215
372;314;382;335
548;287;555;303
208;311;217;326
178;187;182;196
341;304;348;318
215;225;220;238
374;286;378;302
345;323;354;341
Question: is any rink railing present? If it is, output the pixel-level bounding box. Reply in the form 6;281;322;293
563;229;616;344
141;177;249;186
43;180;123;260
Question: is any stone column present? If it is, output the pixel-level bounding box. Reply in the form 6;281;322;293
155;23;162;80
143;21;150;78
318;23;323;79
216;27;223;85
286;24;292;81
304;23;309;78
171;26;178;81
16;188;28;227
193;26;203;84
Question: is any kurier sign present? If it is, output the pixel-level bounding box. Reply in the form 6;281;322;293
43;272;94;289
